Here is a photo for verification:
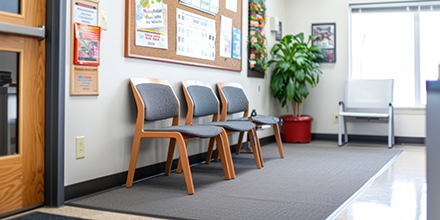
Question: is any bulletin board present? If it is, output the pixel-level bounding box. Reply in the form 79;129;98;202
124;0;243;72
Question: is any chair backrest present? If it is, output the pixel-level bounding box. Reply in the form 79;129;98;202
182;81;220;121
216;82;249;120
130;78;180;121
345;79;394;109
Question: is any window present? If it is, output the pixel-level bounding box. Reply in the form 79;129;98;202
350;2;440;107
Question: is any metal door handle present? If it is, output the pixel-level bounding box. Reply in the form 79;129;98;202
0;22;45;41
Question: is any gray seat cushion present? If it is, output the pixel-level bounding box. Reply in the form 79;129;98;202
201;121;255;132
251;116;280;125
231;116;280;125
145;125;222;138
136;84;179;121
186;85;219;117
220;87;249;114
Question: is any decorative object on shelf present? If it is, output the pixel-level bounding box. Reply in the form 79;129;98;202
248;0;267;77
312;23;336;63
268;33;324;142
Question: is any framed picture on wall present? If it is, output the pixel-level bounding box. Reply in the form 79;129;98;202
312;23;336;63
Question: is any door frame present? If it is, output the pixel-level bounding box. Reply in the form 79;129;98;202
45;0;66;207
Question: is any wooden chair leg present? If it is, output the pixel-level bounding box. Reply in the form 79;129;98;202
205;138;215;164
214;148;220;161
235;132;245;155
175;136;194;195
215;135;231;180
253;128;264;167
248;129;262;169
126;135;142;188
177;140;189;174
273;123;284;158
220;128;235;179
165;138;176;175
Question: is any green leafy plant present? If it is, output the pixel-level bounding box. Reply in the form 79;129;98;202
268;33;324;117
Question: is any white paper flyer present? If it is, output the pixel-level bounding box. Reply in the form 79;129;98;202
220;16;232;58
225;0;237;12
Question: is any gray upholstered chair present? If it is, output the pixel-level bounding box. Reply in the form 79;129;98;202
127;78;233;195
217;82;285;162
181;80;263;170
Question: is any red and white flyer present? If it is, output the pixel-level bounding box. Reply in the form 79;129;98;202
74;23;101;66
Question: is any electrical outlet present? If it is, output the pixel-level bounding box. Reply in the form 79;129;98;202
76;136;85;159
333;112;339;124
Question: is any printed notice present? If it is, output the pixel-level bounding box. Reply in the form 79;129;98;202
191;0;201;7
74;2;98;25
136;4;168;49
232;28;241;59
179;0;219;15
135;0;164;29
209;0;219;14
220;16;232;58
72;66;99;95
201;0;210;10
176;8;216;60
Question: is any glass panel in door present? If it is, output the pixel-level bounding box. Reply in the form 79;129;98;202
0;51;18;157
0;0;20;14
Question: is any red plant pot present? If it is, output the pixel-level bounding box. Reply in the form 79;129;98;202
280;115;313;143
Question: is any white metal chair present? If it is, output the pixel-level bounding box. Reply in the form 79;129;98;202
338;79;395;148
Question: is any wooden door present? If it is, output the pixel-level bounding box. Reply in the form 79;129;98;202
0;0;46;215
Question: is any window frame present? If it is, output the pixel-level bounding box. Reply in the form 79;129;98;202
349;1;440;108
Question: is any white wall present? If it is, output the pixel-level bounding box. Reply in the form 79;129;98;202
280;0;426;137
64;0;287;186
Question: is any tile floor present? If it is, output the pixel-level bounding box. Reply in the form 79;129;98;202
4;141;426;220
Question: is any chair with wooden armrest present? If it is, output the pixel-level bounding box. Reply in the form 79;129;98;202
216;82;285;162
181;80;262;170
127;78;232;195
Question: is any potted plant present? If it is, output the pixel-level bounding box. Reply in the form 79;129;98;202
268;33;324;143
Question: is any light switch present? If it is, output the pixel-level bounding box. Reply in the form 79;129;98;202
100;8;108;30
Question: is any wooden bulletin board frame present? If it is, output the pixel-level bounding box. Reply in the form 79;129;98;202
124;0;243;72
70;0;100;96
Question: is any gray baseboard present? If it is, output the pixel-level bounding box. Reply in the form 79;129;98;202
311;133;425;145
64;136;275;202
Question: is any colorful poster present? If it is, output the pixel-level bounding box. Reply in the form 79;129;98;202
179;0;218;15
176;8;216;60
232;28;241;59
136;4;168;49
74;2;98;25
74;23;101;66
135;0;164;29
220;16;232;58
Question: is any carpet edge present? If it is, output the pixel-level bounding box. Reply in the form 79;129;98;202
324;150;403;220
